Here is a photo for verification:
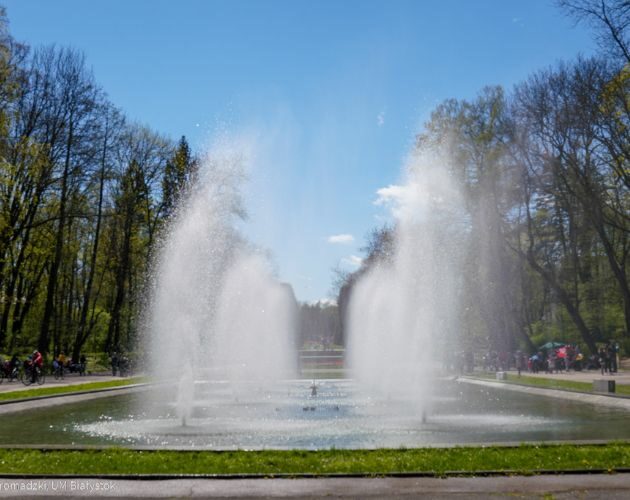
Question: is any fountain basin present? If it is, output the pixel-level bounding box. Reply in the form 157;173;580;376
0;379;628;449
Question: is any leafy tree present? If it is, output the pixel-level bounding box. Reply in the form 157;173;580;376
162;135;198;219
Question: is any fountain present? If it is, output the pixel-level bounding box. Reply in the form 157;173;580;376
3;137;627;451
346;147;466;416
143;139;297;425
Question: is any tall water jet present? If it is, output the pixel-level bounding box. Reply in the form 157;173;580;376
144;139;297;422
346;148;465;414
213;251;298;385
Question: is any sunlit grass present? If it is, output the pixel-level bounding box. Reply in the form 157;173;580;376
474;372;630;396
0;443;627;476
0;378;144;402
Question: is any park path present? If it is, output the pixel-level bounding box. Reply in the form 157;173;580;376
1;474;630;498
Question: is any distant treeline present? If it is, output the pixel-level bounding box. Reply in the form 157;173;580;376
339;1;630;355
0;8;197;359
298;301;342;348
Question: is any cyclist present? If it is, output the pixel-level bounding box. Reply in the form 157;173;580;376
8;354;20;380
31;350;43;383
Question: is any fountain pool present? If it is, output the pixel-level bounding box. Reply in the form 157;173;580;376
0;380;628;449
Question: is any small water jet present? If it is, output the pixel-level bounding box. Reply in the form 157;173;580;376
176;363;194;426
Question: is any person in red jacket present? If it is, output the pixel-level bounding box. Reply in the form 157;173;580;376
32;350;43;368
30;350;43;383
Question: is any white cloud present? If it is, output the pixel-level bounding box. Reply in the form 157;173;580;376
374;183;426;219
377;110;386;127
374;183;408;206
308;297;337;307
327;233;354;244
374;181;437;220
342;254;363;268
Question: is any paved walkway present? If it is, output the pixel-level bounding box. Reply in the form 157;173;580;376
1;474;629;498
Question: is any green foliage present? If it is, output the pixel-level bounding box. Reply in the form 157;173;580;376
161;135;198;218
341;58;629;356
0;16;177;356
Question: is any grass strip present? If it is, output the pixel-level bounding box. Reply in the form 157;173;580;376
0;378;143;403
0;443;628;476
300;369;347;379
476;372;630;396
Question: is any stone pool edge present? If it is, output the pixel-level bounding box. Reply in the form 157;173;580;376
458;376;630;410
0;384;148;416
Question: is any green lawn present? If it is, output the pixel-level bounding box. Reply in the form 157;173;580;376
476;372;630;396
300;369;347;379
0;443;627;476
0;378;144;403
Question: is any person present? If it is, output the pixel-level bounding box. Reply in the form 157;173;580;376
557;346;567;372
598;347;608;375
79;354;87;375
7;354;20;380
111;352;119;376
52;358;60;377
515;351;524;377
32;350;43;369
118;354;129;376
31;349;43;383
9;354;19;372
574;352;584;371
607;342;617;373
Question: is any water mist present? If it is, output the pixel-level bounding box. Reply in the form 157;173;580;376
346;148;465;415
144;141;297;424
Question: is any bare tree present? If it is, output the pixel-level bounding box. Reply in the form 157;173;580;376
559;0;630;63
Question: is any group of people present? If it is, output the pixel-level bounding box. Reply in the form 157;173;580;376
596;343;620;374
1;350;87;383
526;345;583;374
0;350;43;383
51;352;87;376
110;352;131;376
479;341;620;376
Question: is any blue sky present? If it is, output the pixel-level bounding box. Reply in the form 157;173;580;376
4;0;595;302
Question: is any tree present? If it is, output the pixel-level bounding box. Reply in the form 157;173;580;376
35;47;99;354
72;104;125;361
559;0;630;63
511;57;628;351
105;125;171;353
162;135;198;219
418;87;531;353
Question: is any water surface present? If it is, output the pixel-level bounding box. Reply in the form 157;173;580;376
0;380;627;449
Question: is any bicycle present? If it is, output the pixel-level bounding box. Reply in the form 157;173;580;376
0;361;21;384
52;361;64;380
22;365;45;386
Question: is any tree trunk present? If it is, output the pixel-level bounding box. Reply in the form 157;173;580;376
38;118;73;354
522;249;598;353
73;128;108;361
